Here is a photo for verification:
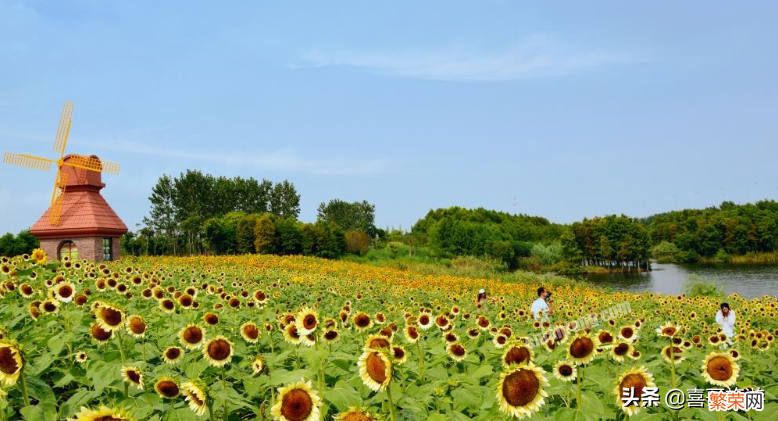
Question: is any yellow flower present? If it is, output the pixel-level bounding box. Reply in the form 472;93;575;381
333;407;379;420
70;405;133;421
121;366;144;390
502;342;533;369
163;347;184;364
154;377;180;399
251;356;265;374
447;342;467;362
181;381;208;416
567;332;598;365
613;366;657;417
203;336;233;367
179;325;206;350
496;363;549;419
553;361;576;382
0;343;23;386
31;248;46;265
358;350;392;392
702;352;739;387
240;322;261;343
296;308;319;336
95;304;125;332
271;379;322;421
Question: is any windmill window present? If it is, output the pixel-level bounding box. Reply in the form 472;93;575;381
103;238;113;261
59;240;79;260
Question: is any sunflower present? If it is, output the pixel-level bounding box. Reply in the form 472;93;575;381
493;334;509;349
271;379;323;421
333;407;379;421
90;323;113;344
252;356;265;374
154;377;180;399
70;405;133;421
613;366;657;416
657;322;679;338
126;316;146;338
496;363;549;419
159;299;176;313
365;334;392;350
702;352;740;387
95;304;125;332
179;325;206;350
181;381;208;416
391;346;408;365
661;345;684;365
283;323;302;345
729;349;741;360
203;336;233;367
611;342;632;363
41;299;59;314
358;350;392;392
553;361;576;382
19;283;35;298
121;366;144;390
31;248;46;265
296;308;319;336
240;322;261;343
203;312;219;325
417;314;433;330
447;342;468;362
353;313;373;331
322;329;340;344
403;325;420;343
502;343;533;369
567;332;598;365
0;343;23;386
75;351;88;364
163;346;184;364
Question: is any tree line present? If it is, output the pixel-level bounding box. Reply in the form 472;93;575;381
0;230;38;257
561;215;652;270
644;200;778;262
122;170;382;258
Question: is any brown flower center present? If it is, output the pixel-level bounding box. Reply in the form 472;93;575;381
303;315;317;330
599;332;614;343
504;346;531;366
183;327;203;344
91;324;112;341
614;343;630;356
366;352;388;383
100;306;123;326
129;317;146;335
569;337;594;358
621;328;634;338
280;388;314;421
355;314;370;328
205;313;219;325
450;344;466;357
242;324;259;340
368;338;390;349
0;347;20;374
558;365;573;377
324;330;338;341
157;380;179;398
707;356;733;381
126;369;141;384
502;368;540;407
165;347;182;360
619;373;647;398
207;339;231;361
342;411;374;421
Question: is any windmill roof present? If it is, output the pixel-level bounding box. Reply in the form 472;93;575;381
30;189;128;238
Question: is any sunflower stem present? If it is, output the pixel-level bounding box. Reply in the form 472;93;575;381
208;402;215;421
18;365;30;407
221;366;228;421
576;366;583;411
386;384;398;421
669;339;676;388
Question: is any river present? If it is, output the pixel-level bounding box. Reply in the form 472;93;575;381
581;261;778;299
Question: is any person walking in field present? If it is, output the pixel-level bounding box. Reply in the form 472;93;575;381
475;289;488;305
531;286;553;319
716;302;736;341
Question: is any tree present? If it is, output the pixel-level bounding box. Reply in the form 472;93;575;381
270;181;300;219
236;214;259;254
254;214;277;254
145;175;178;255
317;199;376;233
276;218;302;255
345;230;371;255
560;229;582;263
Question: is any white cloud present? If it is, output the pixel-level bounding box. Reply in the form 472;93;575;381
299;36;648;82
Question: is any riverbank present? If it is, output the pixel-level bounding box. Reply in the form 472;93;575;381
657;251;778;265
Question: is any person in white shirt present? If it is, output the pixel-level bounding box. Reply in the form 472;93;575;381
531;286;553;319
715;302;736;340
475;289;487;306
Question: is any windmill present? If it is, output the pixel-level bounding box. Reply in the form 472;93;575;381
3;101;121;225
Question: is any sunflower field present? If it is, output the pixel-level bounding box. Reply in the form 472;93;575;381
1;253;777;421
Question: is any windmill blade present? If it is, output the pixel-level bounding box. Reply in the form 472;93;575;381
3;153;54;171
49;171;68;226
63;154;121;175
53;101;74;156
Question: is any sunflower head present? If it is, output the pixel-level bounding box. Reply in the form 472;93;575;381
163;346;184;364
271;379;323;421
203;336;233;367
614;366;657;416
702;352;740;387
120;366;144;390
181;381;208;416
95;304;125;332
126;316;146;338
154;377;180;399
502;343;532;368
496;363;549;419
568;332;598;365
241;322;261;343
358;350;392;392
179;325;206;349
296;308;319;336
333;407;380;421
0;343;23;386
553;360;577;382
70;405;133;421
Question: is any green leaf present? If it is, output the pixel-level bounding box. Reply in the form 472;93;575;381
323;380;362;411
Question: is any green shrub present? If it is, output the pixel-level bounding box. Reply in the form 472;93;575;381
684;274;725;298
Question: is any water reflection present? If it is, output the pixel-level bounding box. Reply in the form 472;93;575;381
582;262;778;299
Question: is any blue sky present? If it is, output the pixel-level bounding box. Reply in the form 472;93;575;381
1;1;777;235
